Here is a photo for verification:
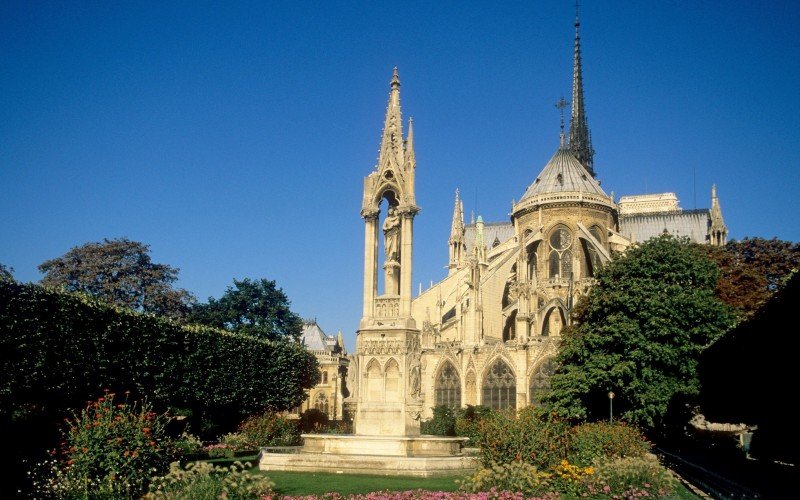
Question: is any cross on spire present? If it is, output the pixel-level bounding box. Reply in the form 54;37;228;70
555;97;568;147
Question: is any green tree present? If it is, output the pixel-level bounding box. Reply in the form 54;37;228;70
0;263;13;281
698;237;800;318
547;235;735;428
189;278;303;341
38;238;194;320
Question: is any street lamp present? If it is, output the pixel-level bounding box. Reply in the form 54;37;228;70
608;391;615;423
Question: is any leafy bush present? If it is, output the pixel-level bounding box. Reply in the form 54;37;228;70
454;405;494;444
460;461;553;496
145;460;274;499
421;405;457;436
584;455;677;498
173;430;204;458
203;443;236;459
299;408;329;433
34;392;172;498
237;411;300;446
473;407;570;469
220;432;256;451
568;421;650;467
321;420;354;434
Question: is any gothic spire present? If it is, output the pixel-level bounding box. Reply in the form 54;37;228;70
450;188;465;243
709;184;727;246
405;117;415;169
377;67;405;171
448;188;466;274
568;5;596;177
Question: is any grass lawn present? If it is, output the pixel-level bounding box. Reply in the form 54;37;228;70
256;470;464;496
201;457;700;498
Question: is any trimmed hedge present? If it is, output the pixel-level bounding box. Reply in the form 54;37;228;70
0;280;319;431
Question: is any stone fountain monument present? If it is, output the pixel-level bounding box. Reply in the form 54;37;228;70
259;69;475;477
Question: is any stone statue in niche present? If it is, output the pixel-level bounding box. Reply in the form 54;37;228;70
383;206;401;263
408;354;421;399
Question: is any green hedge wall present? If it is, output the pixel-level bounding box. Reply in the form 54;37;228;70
0;280;319;428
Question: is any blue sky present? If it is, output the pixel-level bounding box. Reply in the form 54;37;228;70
2;1;798;350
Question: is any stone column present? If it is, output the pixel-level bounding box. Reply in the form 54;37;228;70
362;214;378;321
399;212;414;317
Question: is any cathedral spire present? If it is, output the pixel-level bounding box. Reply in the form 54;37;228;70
448;188;466;274
377;67;404;172
568;4;595;177
405;117;415;169
709;184;727;246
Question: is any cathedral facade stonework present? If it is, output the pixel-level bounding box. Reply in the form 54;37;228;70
349;14;727;421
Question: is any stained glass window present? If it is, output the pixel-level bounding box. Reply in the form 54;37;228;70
548;225;573;279
482;360;516;410
435;362;462;408
314;392;329;416
529;358;557;406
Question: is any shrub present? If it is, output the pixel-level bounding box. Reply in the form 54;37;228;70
220;432;256;451
473;407;570;469
568;421;651;467
0;280;319;430
585;455;677;498
549;459;595;497
34;392;172;498
321;420;354;435
145;460;274;499
237;411;300;446
203;443;235;459
460;461;553;496
299;408;329;433
454;405;493;444
173;430;204;458
421;405;457;436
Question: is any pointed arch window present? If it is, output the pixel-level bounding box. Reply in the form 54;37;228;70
482;360;516;410
526;241;539;281
314;392;330;416
548;225;573;279
503;310;517;342
542;307;565;337
529;358;557;407
435;362;462;408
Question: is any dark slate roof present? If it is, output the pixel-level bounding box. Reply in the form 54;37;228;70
619;209;711;244
464;221;514;253
520;147;606;200
300;322;332;352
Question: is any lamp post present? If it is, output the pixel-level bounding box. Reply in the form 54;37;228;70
608;391;615;423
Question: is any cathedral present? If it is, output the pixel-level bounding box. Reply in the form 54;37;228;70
344;12;727;423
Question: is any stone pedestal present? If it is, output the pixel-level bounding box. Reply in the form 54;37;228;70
259;435;476;477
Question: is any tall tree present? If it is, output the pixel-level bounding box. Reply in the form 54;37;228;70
38;238;194;320
698;237;800;318
189;278;303;341
0;263;13;281
547;235;735;428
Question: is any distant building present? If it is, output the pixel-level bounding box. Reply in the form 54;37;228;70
291;320;349;420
